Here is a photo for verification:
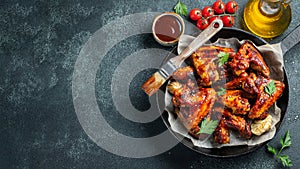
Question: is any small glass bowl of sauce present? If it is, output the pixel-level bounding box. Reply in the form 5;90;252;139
152;12;185;46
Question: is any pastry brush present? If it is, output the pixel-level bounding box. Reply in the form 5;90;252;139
142;19;223;96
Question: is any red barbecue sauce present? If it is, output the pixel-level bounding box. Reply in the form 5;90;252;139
154;15;183;42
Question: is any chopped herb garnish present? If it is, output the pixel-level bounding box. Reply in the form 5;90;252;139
265;80;276;96
217;52;230;67
217;87;226;96
197;119;219;135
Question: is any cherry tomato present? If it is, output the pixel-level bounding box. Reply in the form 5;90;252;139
202;6;214;18
225;0;238;14
189;8;202;21
197;17;209;30
221;15;234;27
208;15;220;24
212;0;225;14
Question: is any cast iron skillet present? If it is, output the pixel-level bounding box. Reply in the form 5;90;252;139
156;27;291;157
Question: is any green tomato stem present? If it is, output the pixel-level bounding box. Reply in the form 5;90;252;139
206;13;236;19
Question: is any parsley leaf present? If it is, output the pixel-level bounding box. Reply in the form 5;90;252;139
217;87;226;96
217;52;229;67
197;119;219;135
266;130;293;167
265;80;276;96
279;155;293;167
280;130;292;149
173;0;187;16
267;144;277;155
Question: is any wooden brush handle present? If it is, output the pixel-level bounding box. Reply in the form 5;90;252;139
170;19;223;67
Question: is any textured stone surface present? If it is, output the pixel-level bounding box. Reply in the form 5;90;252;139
0;0;300;168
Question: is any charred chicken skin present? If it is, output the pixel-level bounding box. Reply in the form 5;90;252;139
191;46;235;86
228;41;270;77
223;110;252;139
212;107;230;144
171;79;217;137
225;73;285;119
172;66;196;82
220;90;251;115
213;108;252;143
214;118;230;144
248;79;285;119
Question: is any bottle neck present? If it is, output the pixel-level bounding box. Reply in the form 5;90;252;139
259;0;282;15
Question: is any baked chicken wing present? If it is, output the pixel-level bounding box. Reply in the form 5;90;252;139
229;42;270;77
213;107;252;143
223;110;252;139
225;72;285;119
191;46;235;86
214;119;230;144
172;66;196;82
248;79;285;119
221;90;251;115
170;79;217;137
211;107;230;144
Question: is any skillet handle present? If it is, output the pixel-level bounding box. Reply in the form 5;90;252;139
281;24;300;55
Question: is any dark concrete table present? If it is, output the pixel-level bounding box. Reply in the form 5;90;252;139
1;0;299;168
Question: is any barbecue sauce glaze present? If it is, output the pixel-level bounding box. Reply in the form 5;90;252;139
154;15;183;42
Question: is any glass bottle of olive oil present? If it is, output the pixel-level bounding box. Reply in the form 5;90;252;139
243;0;292;39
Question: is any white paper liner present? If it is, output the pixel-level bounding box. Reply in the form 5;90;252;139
164;35;285;148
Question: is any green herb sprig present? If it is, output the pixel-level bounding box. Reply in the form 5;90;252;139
217;52;229;67
217;87;226;96
265;80;276;96
266;130;293;167
197;119;219;135
174;0;188;16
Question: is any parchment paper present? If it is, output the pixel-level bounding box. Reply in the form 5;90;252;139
165;35;285;148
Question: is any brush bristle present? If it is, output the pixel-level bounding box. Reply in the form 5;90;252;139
141;72;166;96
